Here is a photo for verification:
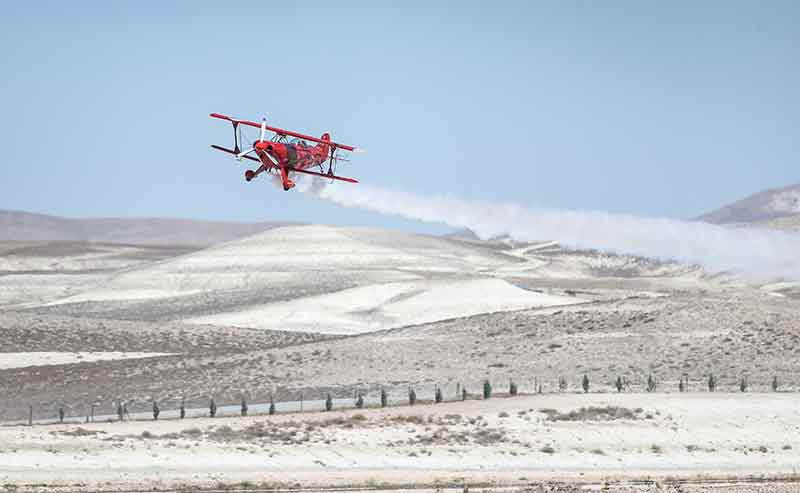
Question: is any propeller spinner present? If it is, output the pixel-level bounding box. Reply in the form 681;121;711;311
236;117;271;161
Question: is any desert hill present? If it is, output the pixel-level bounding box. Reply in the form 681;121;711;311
0;209;295;246
695;183;800;230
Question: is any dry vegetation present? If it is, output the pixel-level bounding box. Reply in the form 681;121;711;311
538;405;649;422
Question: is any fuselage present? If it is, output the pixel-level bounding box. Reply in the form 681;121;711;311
254;139;329;172
251;136;331;190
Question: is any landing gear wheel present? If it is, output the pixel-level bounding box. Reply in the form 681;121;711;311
245;170;255;182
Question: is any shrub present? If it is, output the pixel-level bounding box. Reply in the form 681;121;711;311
541;406;646;422
646;374;656;393
540;445;555;454
181;427;202;437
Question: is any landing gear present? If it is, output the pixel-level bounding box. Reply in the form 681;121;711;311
278;165;295;191
244;164;266;183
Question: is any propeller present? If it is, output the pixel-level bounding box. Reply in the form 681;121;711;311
236;117;275;162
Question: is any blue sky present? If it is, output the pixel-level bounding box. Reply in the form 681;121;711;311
1;2;797;233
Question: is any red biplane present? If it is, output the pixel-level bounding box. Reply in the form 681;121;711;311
210;113;360;191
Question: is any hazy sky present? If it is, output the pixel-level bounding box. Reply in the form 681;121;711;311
1;2;797;233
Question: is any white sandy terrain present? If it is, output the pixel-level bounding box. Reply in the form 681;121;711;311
34;226;513;305
187;278;584;334
2;225;713;329
0;352;174;370
0;393;797;489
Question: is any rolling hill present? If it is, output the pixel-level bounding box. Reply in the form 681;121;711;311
0;209;296;246
695;183;800;230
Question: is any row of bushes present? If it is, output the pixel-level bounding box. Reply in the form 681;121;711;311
36;374;786;425
609;373;780;393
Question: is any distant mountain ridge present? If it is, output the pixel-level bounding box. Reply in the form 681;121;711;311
0;209;296;246
696;183;800;231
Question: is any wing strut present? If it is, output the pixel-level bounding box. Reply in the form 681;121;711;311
231;121;241;154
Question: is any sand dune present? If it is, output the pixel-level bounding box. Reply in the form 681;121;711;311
187;278;584;334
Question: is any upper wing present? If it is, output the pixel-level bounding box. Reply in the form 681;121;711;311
210;113;358;152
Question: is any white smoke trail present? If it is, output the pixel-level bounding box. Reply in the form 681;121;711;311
301;179;800;280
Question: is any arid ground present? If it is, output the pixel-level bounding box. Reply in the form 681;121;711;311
1;225;799;491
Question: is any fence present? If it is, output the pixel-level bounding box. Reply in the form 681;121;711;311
7;372;795;427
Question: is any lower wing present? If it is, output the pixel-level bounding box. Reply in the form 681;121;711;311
211;145;357;183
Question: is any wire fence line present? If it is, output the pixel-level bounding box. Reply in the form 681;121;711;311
7;372;795;427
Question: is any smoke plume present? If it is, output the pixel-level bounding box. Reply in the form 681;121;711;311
299;178;800;279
